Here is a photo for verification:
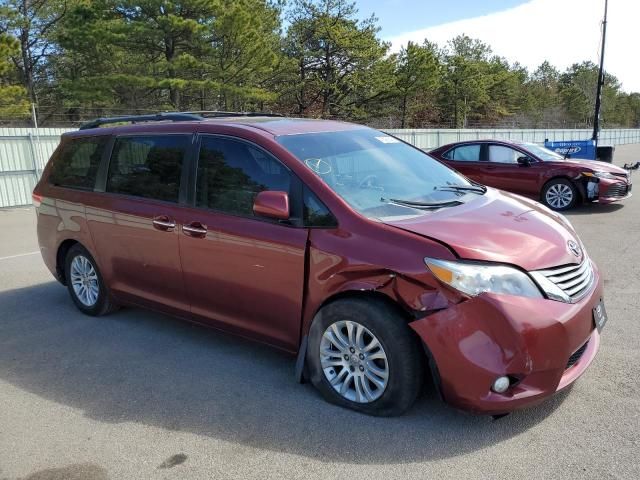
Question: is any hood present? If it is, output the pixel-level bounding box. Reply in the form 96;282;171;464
548;159;628;176
383;189;585;271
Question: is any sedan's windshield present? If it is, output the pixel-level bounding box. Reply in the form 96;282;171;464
520;143;565;161
277;128;480;219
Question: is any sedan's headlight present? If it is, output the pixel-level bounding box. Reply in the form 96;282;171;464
425;258;543;298
583;171;616;180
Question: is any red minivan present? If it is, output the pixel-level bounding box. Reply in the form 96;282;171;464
33;113;607;416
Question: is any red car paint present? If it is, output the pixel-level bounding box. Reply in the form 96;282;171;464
429;139;632;206
34;118;604;414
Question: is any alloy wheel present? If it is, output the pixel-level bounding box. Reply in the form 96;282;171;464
70;255;99;307
546;183;574;209
320;320;389;403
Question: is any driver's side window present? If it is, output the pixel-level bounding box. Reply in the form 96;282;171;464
488;145;521;164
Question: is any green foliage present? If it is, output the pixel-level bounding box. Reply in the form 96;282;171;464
393;41;441;127
283;0;390;117
0;0;638;128
0;31;29;118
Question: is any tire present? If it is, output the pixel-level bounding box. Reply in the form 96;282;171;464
65;244;118;316
542;178;579;211
306;297;424;416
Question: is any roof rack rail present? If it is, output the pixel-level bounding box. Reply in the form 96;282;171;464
79;111;285;130
184;110;284;118
79;112;204;130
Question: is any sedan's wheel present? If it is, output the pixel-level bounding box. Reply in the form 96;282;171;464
320;320;389;403
65;244;118;316
543;179;578;211
307;297;424;416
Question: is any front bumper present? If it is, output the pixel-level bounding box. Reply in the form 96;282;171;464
594;178;632;204
409;266;604;415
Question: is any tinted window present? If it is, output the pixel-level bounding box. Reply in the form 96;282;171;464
488;145;520;164
196;137;291;217
446;144;481;161
49;136;108;189
304;187;336;227
106;136;189;202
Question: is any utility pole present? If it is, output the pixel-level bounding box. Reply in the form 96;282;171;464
592;0;608;145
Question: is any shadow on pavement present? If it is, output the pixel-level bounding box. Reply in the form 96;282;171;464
564;203;625;216
0;282;570;464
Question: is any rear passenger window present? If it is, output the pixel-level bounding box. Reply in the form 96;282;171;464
488;145;520;164
445;145;481;162
49;136;108;190
196;137;291;217
106;136;189;203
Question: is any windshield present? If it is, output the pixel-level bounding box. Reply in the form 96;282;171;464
520;143;565;161
277;128;480;219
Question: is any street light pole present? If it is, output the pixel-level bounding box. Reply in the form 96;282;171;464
592;0;608;145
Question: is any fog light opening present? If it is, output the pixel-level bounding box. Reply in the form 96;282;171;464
491;376;511;394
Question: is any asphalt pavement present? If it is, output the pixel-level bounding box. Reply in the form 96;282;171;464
0;145;639;480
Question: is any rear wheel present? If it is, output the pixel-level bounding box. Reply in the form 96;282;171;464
542;178;578;211
307;297;424;416
65;244;118;316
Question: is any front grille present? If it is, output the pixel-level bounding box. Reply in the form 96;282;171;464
566;340;589;369
611;172;629;180
531;260;595;302
606;183;629;198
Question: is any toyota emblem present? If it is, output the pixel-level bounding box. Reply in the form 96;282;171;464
567;240;581;257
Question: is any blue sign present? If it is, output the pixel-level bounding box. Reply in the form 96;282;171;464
544;139;596;160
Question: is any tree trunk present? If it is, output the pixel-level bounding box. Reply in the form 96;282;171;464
322;45;331;117
19;1;37;104
400;94;408;128
165;36;179;109
297;57;306;114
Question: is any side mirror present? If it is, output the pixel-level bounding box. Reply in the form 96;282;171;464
517;156;532;167
253;191;290;220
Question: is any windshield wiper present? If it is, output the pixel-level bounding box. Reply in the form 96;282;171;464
381;197;463;210
434;184;486;194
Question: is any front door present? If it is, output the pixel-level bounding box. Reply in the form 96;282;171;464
482;144;540;196
178;135;307;351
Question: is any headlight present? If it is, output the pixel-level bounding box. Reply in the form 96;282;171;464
583;171;616;180
425;258;543;298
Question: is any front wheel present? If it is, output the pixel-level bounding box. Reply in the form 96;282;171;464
307;298;424;416
542;178;579;211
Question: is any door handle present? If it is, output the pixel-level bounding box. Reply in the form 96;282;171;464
183;221;208;238
152;215;176;231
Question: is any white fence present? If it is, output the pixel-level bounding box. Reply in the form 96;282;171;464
0;128;73;208
385;128;640;150
1;127;639;208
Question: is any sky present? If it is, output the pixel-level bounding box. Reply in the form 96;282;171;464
354;0;639;92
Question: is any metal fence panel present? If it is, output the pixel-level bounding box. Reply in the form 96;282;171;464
0;172;38;208
0;127;639;208
0;128;73;207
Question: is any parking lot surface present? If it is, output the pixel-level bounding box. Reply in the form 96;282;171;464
1;145;639;480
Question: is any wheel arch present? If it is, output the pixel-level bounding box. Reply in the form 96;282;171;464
296;289;431;384
541;175;585;203
56;239;80;285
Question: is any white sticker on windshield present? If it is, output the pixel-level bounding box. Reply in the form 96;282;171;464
375;136;400;144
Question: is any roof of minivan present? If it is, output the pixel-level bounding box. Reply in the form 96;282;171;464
65;116;366;137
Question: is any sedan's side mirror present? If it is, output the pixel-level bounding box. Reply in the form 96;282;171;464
253;191;290;220
517;156;532;167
